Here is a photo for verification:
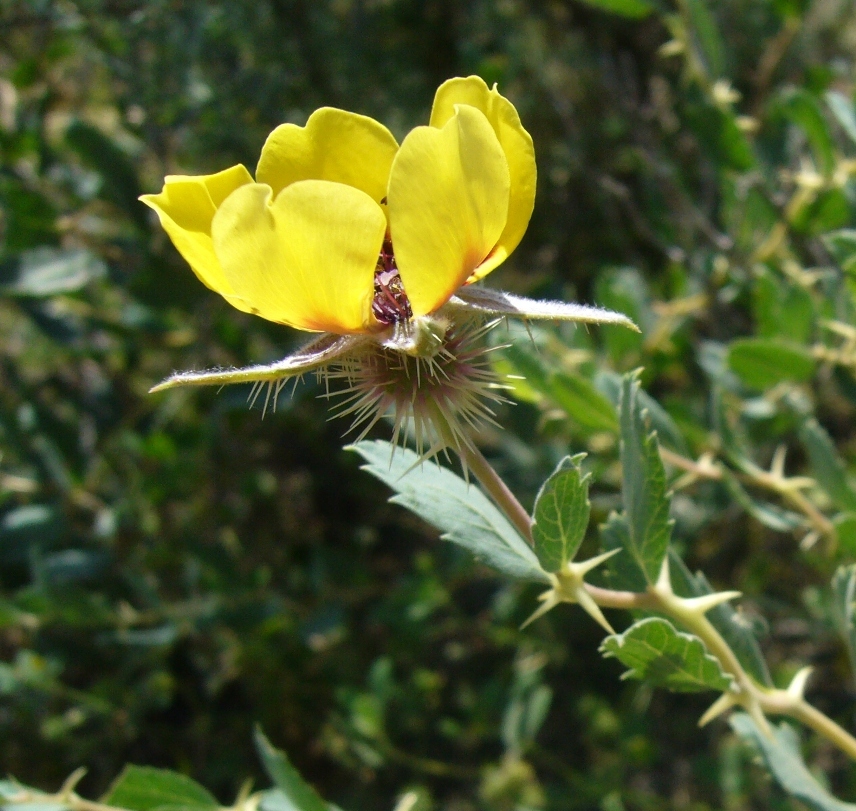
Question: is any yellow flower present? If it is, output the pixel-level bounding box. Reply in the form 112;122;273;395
143;76;636;453
141;75;536;335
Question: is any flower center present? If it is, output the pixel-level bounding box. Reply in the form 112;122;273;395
372;233;412;326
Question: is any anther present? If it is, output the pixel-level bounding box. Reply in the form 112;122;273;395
372;233;413;325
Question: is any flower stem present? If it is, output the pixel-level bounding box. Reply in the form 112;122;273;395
456;442;534;543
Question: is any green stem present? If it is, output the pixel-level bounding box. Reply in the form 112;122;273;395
780;697;856;761
454;442;856;762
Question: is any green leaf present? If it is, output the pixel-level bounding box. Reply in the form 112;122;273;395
350;440;549;583
731;713;856;811
686;0;726;78
102;766;218;811
668;554;772;686
531;455;591;572
834;514;856;556
727;338;815;390
832;565;856;686
0;248;106;297
721;471;803;532
498;343;618;433
686;104;755;172
774;88;836;176
826;90;856;145
791;188;850;235
573;0;653;19
619;374;673;584
598;371;689;454
254;729;329;811
800;419;856;512
593;268;648;363
823;229;856;274
550;373;619;433
600;512;647;593
600;617;734;692
753;268;815;344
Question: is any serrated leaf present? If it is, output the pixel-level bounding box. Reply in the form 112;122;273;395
532;455;591;572
350;440;548;583
600;617;734;692
102;766;217;811
800;419;856;512
0;248;106;297
254;729;329;811
598;371;688;454
727;338;815;390
619;374;673;584
731;713;856;811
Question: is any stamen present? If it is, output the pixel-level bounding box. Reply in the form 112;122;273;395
372;233;412;325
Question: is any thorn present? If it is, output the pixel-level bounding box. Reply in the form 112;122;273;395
699;692;739;727
570;548;621;578
748;701;773;738
520;589;560;629
681;591;742;616
234;778;254;806
800;531;820;551
770;445;787;479
574;585;616;634
655;555;672;594
59;768;87;799
787;666;813;700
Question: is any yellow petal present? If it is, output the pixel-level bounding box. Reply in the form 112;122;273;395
211;180;386;334
388;105;510;317
140;164;255;312
256;107;399;203
430;76;536;281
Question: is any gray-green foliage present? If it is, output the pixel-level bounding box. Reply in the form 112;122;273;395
731;714;856;811
349;440;548;583
6;0;856;808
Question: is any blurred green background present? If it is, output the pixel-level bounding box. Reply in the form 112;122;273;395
4;0;856;808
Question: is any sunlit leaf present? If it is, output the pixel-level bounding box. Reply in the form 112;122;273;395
600;617;734;692
102;766;218;811
531;455;591;572
573;0;653;19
